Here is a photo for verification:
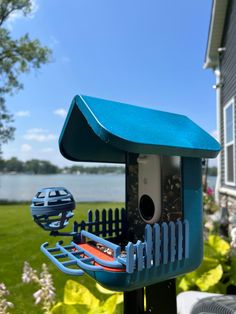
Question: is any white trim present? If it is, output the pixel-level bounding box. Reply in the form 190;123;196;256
204;0;228;69
224;98;235;186
220;187;236;198
214;68;222;203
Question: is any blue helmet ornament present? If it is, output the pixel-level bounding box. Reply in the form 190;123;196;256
31;187;76;231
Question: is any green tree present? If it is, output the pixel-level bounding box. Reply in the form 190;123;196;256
5;156;24;172
0;156;5;171
38;160;60;174
25;159;60;174
0;0;51;153
208;166;217;176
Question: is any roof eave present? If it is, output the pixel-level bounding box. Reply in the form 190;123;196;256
204;0;228;70
59;95;221;163
203;57;219;70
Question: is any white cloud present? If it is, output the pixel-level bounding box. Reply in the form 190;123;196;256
28;128;48;133
41;147;54;153
7;0;39;29
209;158;217;167
29;0;39;18
20;144;32;152
53;108;67;118
27;128;47;133
15;110;30;117
24;129;56;142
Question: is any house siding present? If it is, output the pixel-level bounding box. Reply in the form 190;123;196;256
220;0;236;189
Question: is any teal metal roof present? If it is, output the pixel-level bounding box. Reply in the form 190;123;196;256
59;95;221;163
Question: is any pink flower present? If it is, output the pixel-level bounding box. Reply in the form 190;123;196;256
207;187;214;196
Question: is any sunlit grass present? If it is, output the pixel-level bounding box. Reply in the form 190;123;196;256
0;202;124;314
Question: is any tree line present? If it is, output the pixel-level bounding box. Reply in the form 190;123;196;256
0;157;217;176
207;166;217;176
0;157;125;175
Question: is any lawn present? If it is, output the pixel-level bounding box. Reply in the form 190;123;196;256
0;202;124;314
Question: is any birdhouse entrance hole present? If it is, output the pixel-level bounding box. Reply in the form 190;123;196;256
139;194;155;221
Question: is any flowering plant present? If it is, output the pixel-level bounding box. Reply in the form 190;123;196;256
22;262;56;313
203;187;218;214
0;283;13;314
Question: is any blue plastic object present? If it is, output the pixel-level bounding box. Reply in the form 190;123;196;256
31;187;75;231
59;95;221;163
41;216;189;291
35;95;220;291
39;158;203;291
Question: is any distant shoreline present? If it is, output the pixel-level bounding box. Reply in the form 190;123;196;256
0;157;125;175
0;173;216;204
0;157;217;175
0;172;124;175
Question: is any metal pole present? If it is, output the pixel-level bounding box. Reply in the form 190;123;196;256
124;288;144;314
146;279;177;314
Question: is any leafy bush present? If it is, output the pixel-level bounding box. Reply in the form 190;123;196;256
177;235;236;294
51;280;123;314
22;262;122;313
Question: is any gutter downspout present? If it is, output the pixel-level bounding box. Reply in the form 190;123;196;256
214;67;222;204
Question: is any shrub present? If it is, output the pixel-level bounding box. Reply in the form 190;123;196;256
177;235;236;294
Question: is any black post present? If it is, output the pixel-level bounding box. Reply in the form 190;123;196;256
146;279;177;314
124;153;146;314
124;154;177;313
124;288;144;314
125;153;145;242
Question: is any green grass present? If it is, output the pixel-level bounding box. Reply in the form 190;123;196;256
0;202;124;313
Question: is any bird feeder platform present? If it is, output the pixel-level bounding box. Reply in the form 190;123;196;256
41;208;189;291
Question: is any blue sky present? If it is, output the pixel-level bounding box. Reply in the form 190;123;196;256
2;0;217;167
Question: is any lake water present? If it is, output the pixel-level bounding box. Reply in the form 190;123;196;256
0;174;216;202
0;174;125;202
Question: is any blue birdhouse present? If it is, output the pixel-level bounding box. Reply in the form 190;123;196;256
37;95;220;292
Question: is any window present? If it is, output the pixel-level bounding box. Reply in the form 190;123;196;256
224;99;235;185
